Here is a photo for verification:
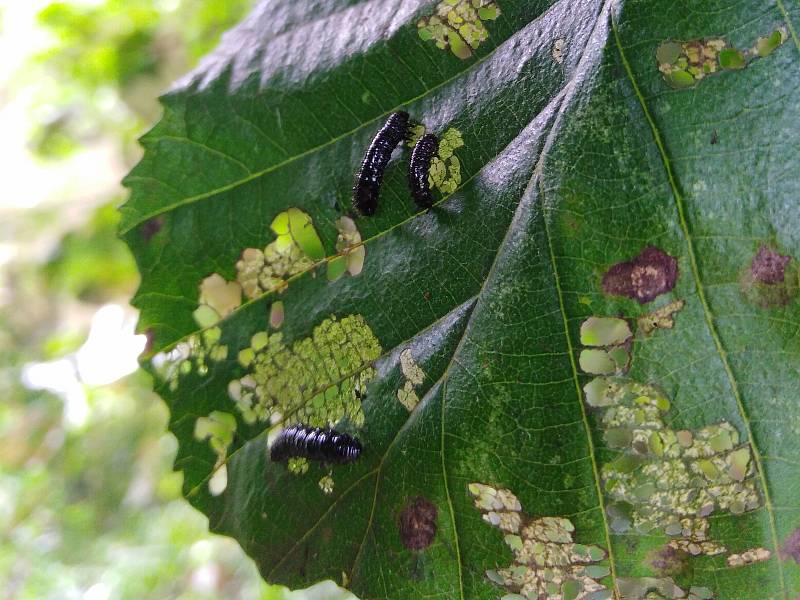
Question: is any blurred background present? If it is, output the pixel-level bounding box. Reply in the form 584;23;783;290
0;2;352;599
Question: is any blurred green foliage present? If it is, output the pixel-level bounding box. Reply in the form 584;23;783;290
44;203;138;302
29;0;252;159
37;2;161;89
0;370;267;599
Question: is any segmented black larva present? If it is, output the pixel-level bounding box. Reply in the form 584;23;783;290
270;424;362;464
408;133;439;209
352;111;410;216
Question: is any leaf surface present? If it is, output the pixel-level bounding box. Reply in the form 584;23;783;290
122;0;800;597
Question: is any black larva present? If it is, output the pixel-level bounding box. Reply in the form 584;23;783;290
408;133;439;209
352;111;410;216
270;424;362;464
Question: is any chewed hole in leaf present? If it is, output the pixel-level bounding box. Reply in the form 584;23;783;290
237;207;324;299
193;273;243;328
754;28;786;57
285;207;325;261
726;547;772;568
208;464;228;496
194;411;237;454
580;317;632;347
578;316;632;375
637;300;685;338
585;376;762;558
269;301;285;329
153;327;228;391
618;577;712;599
194;411;237;496
406;123;427;148
469;482;610;599
417;0;501;59
288;457;309;475
328;217;365;282
319;474;335;495
657;27;787;89
397;348;426;412
579;347;629;375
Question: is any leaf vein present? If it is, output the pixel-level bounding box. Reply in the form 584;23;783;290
612;16;787;598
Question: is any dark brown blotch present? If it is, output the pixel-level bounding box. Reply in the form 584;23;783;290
602;246;679;304
782;527;800;564
740;245;798;307
140;216;165;241
751;245;791;284
399;496;438;551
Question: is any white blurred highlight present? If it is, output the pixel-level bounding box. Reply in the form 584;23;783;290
76;305;145;385
21;304;146;427
83;582;111;600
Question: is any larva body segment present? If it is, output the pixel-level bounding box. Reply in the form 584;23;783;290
270;423;362;464
352;111;410;216
408;133;439;209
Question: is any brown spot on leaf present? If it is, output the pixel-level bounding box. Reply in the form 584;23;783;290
602;246;679;304
740;245;798;307
648;545;690;577
751;245;791;284
141;216;164;241
399;496;437;551
781;527;800;564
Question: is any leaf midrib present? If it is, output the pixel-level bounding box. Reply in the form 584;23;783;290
343;1;617;595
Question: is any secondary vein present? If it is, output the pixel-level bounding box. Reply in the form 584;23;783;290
612;17;787;599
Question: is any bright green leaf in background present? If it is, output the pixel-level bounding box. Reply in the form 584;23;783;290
28;0;252;160
121;0;800;598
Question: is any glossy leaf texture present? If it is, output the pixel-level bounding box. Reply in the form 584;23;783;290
121;0;800;598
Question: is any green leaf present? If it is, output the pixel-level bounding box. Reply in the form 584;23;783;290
121;0;800;598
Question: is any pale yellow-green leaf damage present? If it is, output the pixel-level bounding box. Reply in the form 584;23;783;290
468;483;611;600
228;315;381;427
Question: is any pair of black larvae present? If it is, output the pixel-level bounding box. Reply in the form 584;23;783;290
270;423;362;464
352;111;439;216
